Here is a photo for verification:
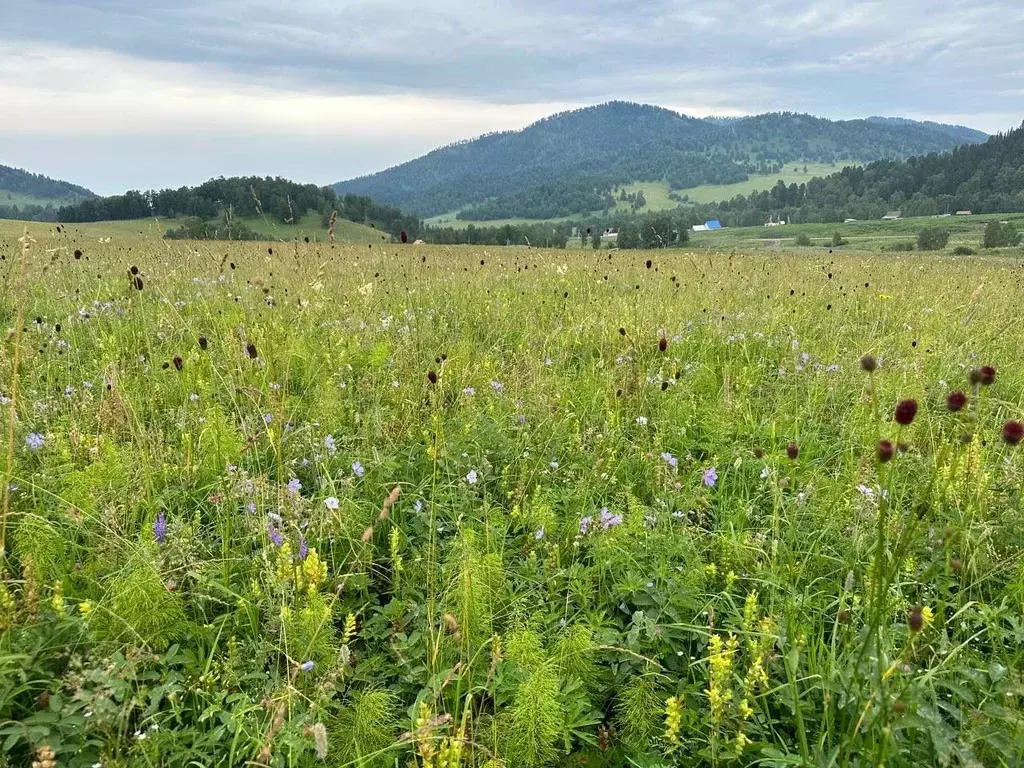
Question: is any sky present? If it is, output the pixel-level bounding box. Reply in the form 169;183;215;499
2;0;1023;195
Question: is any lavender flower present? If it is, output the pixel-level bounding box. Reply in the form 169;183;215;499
298;538;308;560
534;527;545;540
490;380;504;393
287;478;302;496
466;469;478;485
635;416;648;426
702;466;718;488
600;507;623;530
263;413;272;424
661;452;678;469
25;432;45;451
580;516;593;534
324;434;336;454
325;496;340;510
153;511;167;545
299;660;315;672
462;386;476;395
352;461;365;478
267;525;283;547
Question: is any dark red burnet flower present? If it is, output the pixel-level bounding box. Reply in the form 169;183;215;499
877;440;895;463
74;249;82;259
979;366;996;387
894;399;918;426
400;230;408;244
859;354;877;373
946;391;967;412
133;276;144;290
198;336;208;351
786;442;800;460
172;356;183;372
658;336;668;353
246;342;258;360
427;370;438;385
907;605;924;632
1003;420;1024;446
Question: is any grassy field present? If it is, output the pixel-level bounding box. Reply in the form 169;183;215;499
687;212;1024;252
1;223;1023;767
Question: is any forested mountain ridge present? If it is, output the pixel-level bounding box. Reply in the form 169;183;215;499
689;120;1024;226
332;102;988;219
0;164;97;219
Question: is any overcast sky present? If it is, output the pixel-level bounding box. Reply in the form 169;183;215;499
3;0;1023;195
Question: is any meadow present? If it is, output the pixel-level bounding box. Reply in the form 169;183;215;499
1;221;1023;767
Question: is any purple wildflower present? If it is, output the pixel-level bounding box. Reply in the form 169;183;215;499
490;380;504;393
298;538;308;560
153;511;167;545
299;660;315;672
352;461;365;478
325;496;340;510
25;432;45;451
324;434;336;454
263;413;272;424
466;469;478;485
661;452;678;469
702;466;718;488
600;507;623;530
267;525;283;546
287;478;302;496
580;516;593;534
535;527;545;540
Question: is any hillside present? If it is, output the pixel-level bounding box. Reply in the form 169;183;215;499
0;164;96;218
333;102;988;219
690;120;1024;226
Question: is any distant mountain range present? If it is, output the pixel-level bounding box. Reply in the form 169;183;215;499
0;164;96;206
333;102;989;220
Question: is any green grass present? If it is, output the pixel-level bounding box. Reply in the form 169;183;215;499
1;224;1022;767
687;211;1024;252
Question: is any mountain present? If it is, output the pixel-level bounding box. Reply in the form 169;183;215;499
333;102;989;220
864;116;988;145
0;164;95;203
688;120;1024;226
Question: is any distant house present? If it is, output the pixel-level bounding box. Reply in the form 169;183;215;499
601;228;618;242
705;220;723;230
764;215;787;227
955;210;972;216
882;211;903;220
692;224;709;232
844;218;858;223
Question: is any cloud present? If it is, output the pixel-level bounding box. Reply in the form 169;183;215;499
1;0;1022;192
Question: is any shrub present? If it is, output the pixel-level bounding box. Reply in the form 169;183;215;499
795;233;812;246
917;227;950;250
952;245;975;255
832;231;847;247
982;221;1022;248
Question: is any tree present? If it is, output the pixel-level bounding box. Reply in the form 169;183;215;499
591;232;601;249
982;221;1021;248
795;233;812;246
832;231;846;247
917;227;950;251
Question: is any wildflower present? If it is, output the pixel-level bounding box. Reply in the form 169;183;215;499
859;354;877;372
78;601;92;615
246;342;258;359
908;605;924;632
466;469;478;485
534;527;545;540
427;370;438;384
352;461;365;478
287;478;302;496
658;336;668;352
172;356;183;371
947;391;967;412
894;399;918;426
246;500;257;514
664;696;683;745
978;366;996;386
462;386;476;395
599;507;623;529
153;511;167;545
490;380;504;393
325;496;339;510
661;452;678;468
877;440;895;463
400;230;408;243
786;442;799;460
198;336;208;350
636;416;648;425
263;413;272;424
702;466;718;488
760;466;770;480
25;432;45;451
300;660;315;672
1002;420;1023;446
298;538;308;560
324;434;336;454
579;516;593;534
267;525;283;547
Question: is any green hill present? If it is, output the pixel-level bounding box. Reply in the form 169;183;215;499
334;102;988;220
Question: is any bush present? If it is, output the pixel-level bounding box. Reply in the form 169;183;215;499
889;241;915;252
982;221;1022;248
917;227;950;251
795;233;812;246
952;245;975;255
831;231;847;247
